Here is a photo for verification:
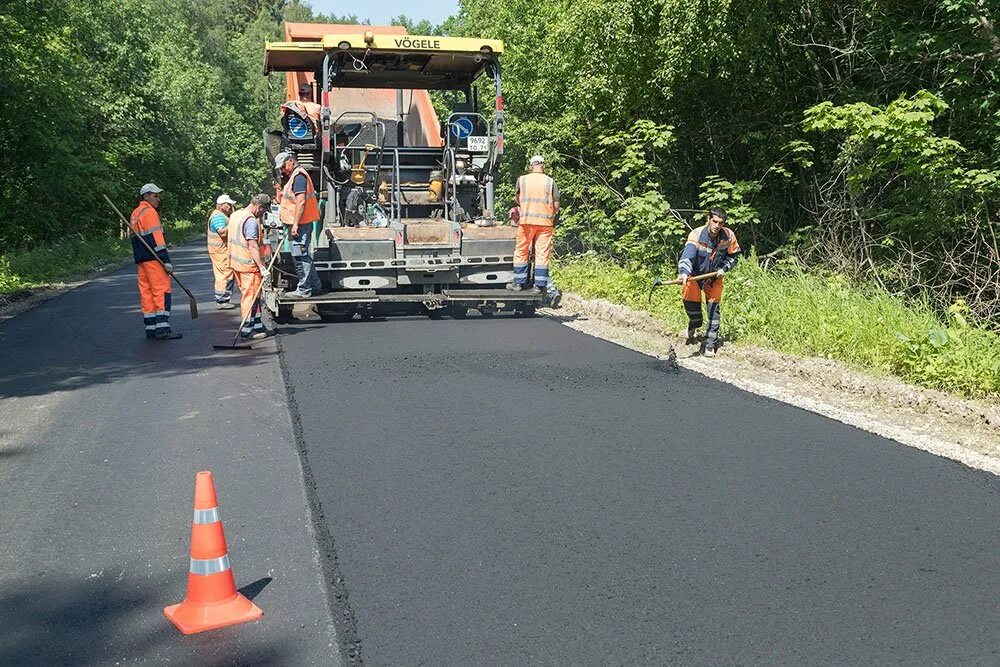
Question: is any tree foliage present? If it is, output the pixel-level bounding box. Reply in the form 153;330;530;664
0;0;341;248
456;0;1000;321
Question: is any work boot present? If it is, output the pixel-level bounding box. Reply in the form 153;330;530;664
547;289;563;308
703;347;716;358
155;331;183;340
505;282;524;292
250;328;273;340
284;289;312;299
216;302;237;310
686;328;699;345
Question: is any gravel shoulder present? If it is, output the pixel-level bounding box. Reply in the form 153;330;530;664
544;294;1000;476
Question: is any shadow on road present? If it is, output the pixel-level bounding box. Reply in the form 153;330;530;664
0;246;277;400
0;572;298;664
238;576;273;603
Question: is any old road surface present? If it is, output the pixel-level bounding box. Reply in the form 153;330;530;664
1;244;998;665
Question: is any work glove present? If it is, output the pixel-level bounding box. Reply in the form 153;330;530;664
679;273;689;285
163;262;174;274
261;273;272;290
716;268;726;278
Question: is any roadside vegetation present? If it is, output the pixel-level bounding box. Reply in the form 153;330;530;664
556;256;1000;398
0;221;199;294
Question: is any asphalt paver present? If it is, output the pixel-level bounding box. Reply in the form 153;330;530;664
279;314;1000;664
0;246;339;665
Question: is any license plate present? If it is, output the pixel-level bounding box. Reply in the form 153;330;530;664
467;136;489;152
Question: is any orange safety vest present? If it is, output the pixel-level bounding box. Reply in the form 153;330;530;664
278;166;320;226
206;208;229;258
517;173;557;227
130;201;166;247
228;208;268;273
129;200;168;263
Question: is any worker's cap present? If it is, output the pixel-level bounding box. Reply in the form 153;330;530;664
529;155;546;165
216;194;237;206
273;151;294;169
298;83;312;93
139;183;163;196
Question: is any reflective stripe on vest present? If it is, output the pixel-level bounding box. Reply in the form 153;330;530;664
228;208;259;271
207;210;228;249
279;167;320;225
519;173;557;226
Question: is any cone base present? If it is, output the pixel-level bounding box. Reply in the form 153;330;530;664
164;593;262;635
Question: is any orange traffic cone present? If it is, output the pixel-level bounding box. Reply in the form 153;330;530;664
164;471;263;634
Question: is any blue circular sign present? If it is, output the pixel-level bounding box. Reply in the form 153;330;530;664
450;117;475;139
288;115;311;139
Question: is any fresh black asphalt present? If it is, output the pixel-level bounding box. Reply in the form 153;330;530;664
2;243;998;664
280;312;1000;664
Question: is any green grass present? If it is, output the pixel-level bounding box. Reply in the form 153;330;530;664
0;222;200;294
554;254;1000;399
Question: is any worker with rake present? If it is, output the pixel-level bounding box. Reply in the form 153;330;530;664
228;194;274;340
678;208;741;357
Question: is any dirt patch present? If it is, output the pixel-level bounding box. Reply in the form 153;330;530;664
543;294;1000;476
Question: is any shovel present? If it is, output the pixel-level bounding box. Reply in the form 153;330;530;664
103;194;198;319
647;271;720;304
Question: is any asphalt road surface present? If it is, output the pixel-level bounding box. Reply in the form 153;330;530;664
282;310;1000;664
2;244;998;664
0;246;339;665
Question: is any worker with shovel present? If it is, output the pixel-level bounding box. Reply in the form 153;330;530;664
130;184;182;340
678;208;741;357
228;194;273;340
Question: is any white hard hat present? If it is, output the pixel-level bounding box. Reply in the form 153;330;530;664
529;155;545;165
139;183;163;196
273;151;293;169
216;194;237;206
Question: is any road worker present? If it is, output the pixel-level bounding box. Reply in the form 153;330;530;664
296;82;321;129
130;183;181;340
228;194;273;340
678;208;741;357
506;155;562;308
275;152;323;298
207;194;237;309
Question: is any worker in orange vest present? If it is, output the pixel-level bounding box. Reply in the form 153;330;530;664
228;194;273;340
275;152;323;298
506;155;562;307
207;194;237;309
130;183;181;340
296;82;321;129
678;208;741;357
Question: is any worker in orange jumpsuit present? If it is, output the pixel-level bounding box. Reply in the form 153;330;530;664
506;155;562;307
678;208;741;357
130;183;181;340
228;194;273;340
207;194;237;309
